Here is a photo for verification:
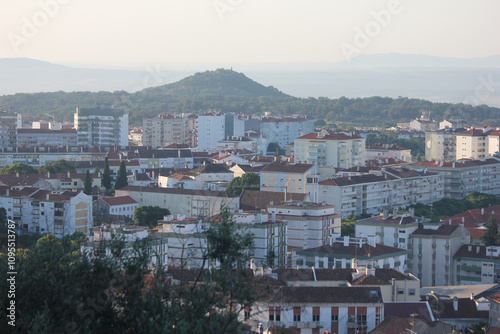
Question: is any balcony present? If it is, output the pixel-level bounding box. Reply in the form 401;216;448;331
267;321;282;328
293;322;323;329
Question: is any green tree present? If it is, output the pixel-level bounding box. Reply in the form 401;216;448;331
481;216;499;246
83;169;92;195
341;214;357;236
102;157;111;189
133;205;171;228
39;159;76;174
267;142;285;156
0;163;38;175
115;161;128;190
416;153;422;161
226;173;260;196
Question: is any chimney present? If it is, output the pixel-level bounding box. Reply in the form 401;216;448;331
16;172;19;177
481;208;485;215
67;171;71;178
47;171;50;178
470;293;475;300
343;236;349;247
393;207;398;218
462;216;465;223
271;211;276;222
409;207;415;217
46;193;49;200
453;297;458;312
6;189;9;196
477;246;481;253
449;219;451;225
383;208;389;219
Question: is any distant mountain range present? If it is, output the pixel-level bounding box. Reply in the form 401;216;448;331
1;66;499;128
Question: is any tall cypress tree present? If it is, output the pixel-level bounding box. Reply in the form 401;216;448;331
481;216;499;246
102;157;111;189
115;161;128;190
83;170;92;195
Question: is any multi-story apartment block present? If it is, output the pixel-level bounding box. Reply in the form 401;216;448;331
0;186;92;236
0;110;21;148
355;209;421;250
488;130;500;156
217;136;257;152
295;130;366;168
136;145;194;169
243;286;384;334
408;223;470;287
268;202;340;249
17;128;77;147
74;104;129;147
408;157;500;199
260;115;314;150
366;144;411;163
456;128;488;160
115;186;239;217
197;112;226;151
142;114;192;147
316;167;444;218
454;245;500;285
294;237;409;274
424;128;462;162
439;119;468;130
260;161;318;195
82;225;167;268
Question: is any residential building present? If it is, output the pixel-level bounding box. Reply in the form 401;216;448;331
488;130;500;156
115;186;239;217
94;196;139;219
408;223;470;287
487;293;500;328
158;173;196;189
135;145;194;169
409;112;438;132
425;128;461;162
444;205;500;244
268;202;340;249
294;130;366;168
408;157;500;199
294;237;409;274
74;104;129;147
0;186;92;236
224;113;244;138
0;171;101;191
355;209;421;250
128;129;143;145
229;164;265;178
217;136;257;152
82;225;167;268
260;161;317;195
317;167;444;219
197;112;226;151
439;119;468;130
142;114;191;147
453;245;500;285
239;189;308;212
244;130;268;154
242;286;384;334
0;110;21;148
456;128;488;160
17;128;78;147
260;115;314;150
157;163;234;190
366;144;412;163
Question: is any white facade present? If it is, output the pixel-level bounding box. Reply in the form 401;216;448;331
0;111;21;147
456;129;488;160
197;113;225;151
366;145;412;163
295;131;366;168
268;203;340;249
260;116;314;150
75;105;128;147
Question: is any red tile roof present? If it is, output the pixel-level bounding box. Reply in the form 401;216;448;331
100;196;138;206
297;132;362;140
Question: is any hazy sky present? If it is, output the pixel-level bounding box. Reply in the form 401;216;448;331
1;0;500;68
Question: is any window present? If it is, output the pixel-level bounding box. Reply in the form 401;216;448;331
244;307;251;320
397;288;404;295
357;314;367;327
331;314;338;322
313;314;320;321
312;307;320;321
293;307;301;322
409;288;416;296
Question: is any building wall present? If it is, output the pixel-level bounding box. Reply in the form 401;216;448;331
261;167;316;194
261;118;314;150
456;134;487;160
295;136;366;168
355;221;419;250
197;114;225;151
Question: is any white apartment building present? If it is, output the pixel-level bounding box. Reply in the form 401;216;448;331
425;129;461;162
408;223;470;287
456;128;488;160
316;167;444;219
267;202;340;249
260;115;314;150
17;128;77;147
439;119;468;130
295;130;366;168
82;225;168;268
197;113;226;151
142;114;195;147
488;130;500;156
217;136;257;152
260;161;318;195
0;186;92;237
74;105;129;147
454;245;500;285
408;157;500;199
0;110;21;148
366;144;411;163
355;209;421;250
294;236;409;274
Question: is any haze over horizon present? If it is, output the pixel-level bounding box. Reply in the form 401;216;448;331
2;0;500;68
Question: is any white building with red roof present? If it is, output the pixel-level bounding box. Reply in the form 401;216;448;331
366;144;412;163
294;130;366;168
94;195;139;218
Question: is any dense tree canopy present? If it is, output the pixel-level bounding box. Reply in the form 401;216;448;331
83;170;92;195
226;173;260;196
102;157;111;190
133;206;171;229
0;163;38;175
115;161;128;190
38;159;76;174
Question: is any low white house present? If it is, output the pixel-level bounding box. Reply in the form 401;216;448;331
94;195;139;219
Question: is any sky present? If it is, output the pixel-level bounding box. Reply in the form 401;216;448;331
1;0;500;69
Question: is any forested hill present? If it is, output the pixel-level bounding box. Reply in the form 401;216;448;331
1;68;499;126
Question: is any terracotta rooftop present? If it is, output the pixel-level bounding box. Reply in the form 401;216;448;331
411;224;459;236
261;161;314;173
239;189;307;211
269;286;383;304
273;268;355;283
100;196;138;206
454;244;500;260
297;131;362;140
298;242;408;259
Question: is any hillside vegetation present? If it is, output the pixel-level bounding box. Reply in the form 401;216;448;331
1;69;499;126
